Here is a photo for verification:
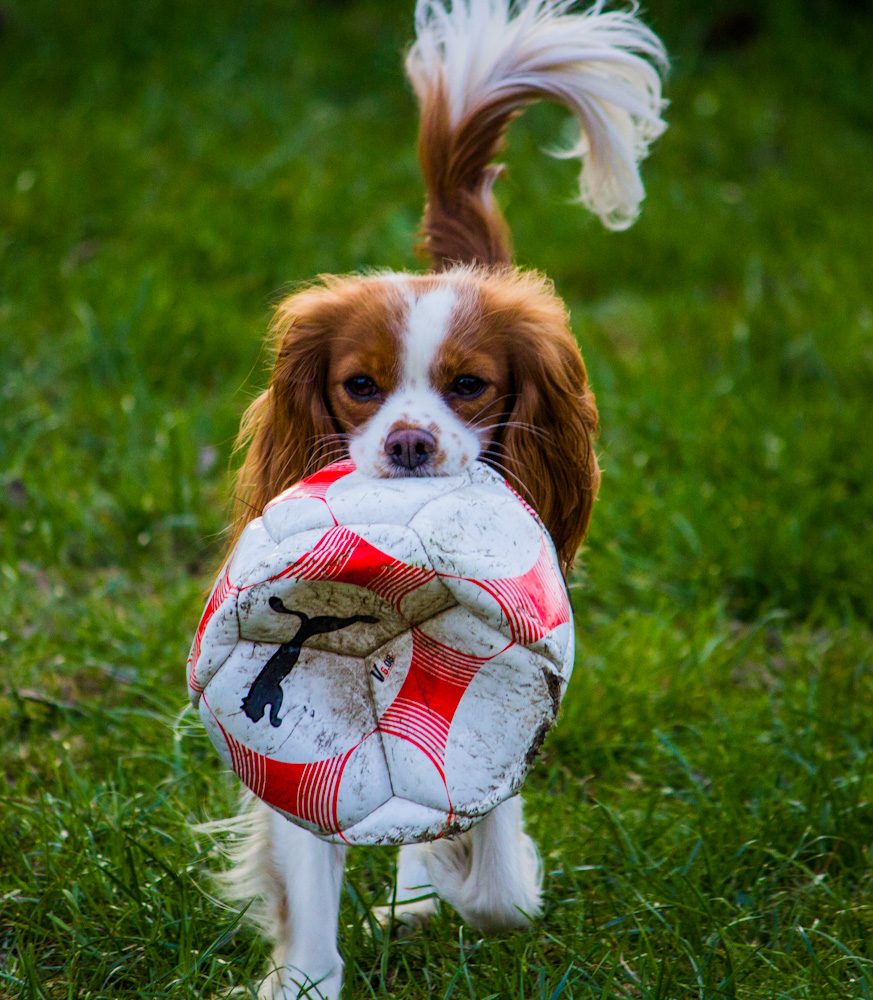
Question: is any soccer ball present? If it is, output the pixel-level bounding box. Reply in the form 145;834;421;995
187;459;574;845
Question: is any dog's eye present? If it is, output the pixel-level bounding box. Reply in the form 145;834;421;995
450;375;487;399
344;376;379;400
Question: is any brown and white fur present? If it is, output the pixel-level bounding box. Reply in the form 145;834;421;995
214;2;666;996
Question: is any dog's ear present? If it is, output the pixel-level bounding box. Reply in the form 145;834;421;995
231;289;339;543
495;311;600;578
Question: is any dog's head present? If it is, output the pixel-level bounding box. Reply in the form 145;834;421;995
232;0;666;575
236;267;599;573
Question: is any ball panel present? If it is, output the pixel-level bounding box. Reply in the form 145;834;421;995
434;536;572;669
323;470;470;528
187;565;240;704
262;496;338;545
558;622;575;682
469;463;548;530
378;734;452;813
201;642;376;760
262;735;393;837
329;736;394;833
442;644;560;812
262;460;357;542
467;463;503;485
228;518;280;579
409;484;542;579
265;458;356;507
330;797;474;846
411;603;518;660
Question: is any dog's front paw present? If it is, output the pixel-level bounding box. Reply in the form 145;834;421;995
260;958;343;1000
372;895;438;937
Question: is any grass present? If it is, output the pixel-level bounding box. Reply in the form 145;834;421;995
2;0;873;996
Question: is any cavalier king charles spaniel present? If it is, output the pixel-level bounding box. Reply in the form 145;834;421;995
215;2;667;996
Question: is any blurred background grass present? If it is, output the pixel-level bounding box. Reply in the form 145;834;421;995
2;0;872;997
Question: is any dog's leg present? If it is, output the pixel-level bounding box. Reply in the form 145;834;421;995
263;810;347;1000
373;843;438;932
425;796;542;932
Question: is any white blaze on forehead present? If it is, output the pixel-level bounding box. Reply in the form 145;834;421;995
401;286;457;386
348;281;481;478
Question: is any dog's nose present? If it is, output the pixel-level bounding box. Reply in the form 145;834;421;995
384;428;436;470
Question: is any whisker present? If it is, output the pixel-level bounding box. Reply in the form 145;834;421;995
301;442;347;479
312;433;351;446
308;446;347;465
310;440;349;460
467;394;514;423
467;398;553;439
233;494;264;517
331;414;357;432
472;420;553;443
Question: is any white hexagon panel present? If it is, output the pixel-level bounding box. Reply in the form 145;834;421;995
187;458;574;845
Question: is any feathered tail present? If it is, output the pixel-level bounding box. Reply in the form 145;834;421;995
406;0;668;269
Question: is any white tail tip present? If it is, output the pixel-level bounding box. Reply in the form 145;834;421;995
407;0;669;231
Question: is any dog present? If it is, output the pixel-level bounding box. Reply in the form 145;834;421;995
215;2;666;996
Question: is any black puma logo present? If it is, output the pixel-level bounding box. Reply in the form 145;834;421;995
241;596;378;728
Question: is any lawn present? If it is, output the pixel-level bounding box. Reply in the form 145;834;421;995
2;0;873;997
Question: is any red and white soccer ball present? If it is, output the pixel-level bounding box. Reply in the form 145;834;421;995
187;460;574;845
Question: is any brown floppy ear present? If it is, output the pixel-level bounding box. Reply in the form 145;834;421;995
495;308;600;578
230;289;340;546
